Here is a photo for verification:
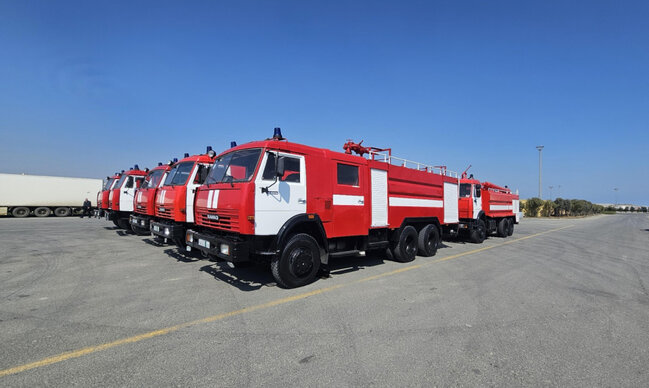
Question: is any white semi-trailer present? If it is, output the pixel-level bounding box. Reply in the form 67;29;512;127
0;173;103;217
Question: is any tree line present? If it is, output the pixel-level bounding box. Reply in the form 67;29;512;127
522;198;648;217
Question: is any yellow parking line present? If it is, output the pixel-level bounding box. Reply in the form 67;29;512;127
0;224;572;378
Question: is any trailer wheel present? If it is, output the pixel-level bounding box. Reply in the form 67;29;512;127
392;225;418;262
34;207;52;217
496;218;508;237
507;218;514;236
54;207;71;217
470;219;486;243
271;233;321;288
12;207;30;218
417;224;439;257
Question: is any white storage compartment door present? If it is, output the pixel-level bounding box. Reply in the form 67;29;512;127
370;169;388;227
443;181;459;224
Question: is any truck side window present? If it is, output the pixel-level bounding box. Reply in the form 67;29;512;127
194;165;210;184
135;177;144;188
125;177;134;188
459;184;471;197
262;153;301;182
337;163;359;186
475;186;481;198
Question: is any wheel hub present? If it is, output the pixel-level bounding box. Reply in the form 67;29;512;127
289;247;314;277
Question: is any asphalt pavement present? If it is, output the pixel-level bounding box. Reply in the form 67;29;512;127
0;214;648;387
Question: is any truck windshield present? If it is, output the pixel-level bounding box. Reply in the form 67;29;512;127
163;162;195;186
206;148;262;184
460;183;472;198
141;169;165;189
103;178;115;190
114;175;128;189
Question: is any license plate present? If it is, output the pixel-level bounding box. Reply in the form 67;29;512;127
153;225;160;232
198;239;210;249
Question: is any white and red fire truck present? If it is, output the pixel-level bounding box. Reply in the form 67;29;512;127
105;166;147;230
129;162;172;235
458;169;520;243
185;129;460;288
149;148;216;246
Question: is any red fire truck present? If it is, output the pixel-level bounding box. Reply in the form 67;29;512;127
95;172;121;219
185;129;460;288
458;169;520;243
106;166;147;230
129;162;173;235
149;148;215;246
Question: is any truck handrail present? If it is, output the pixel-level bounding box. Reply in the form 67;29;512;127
366;149;459;178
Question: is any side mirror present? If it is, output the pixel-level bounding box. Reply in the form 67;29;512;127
276;156;286;177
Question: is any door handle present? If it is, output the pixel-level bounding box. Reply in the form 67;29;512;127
298;198;306;204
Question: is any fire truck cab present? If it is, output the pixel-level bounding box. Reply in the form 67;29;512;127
129;162;172;235
458;172;520;243
105;166;147;230
149;148;215;246
185;128;460;288
95;173;121;219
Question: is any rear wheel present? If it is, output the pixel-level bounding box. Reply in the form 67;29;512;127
507;218;514;236
497;218;508;237
392;225;418;262
470;219;486;243
54;207;71;217
12;207;30;218
417;224;439;257
34;207;51;217
271;233;321;288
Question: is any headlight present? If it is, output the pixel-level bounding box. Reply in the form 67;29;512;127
186;233;193;243
220;244;230;256
140;220;145;226
164;228;170;236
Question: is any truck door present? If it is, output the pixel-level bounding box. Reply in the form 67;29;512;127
120;176;137;212
254;152;306;235
185;163;209;223
473;184;482;219
332;161;367;236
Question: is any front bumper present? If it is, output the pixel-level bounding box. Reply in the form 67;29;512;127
130;214;151;229
150;220;185;240
185;229;250;262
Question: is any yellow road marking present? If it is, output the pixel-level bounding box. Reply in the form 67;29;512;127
0;224;572;378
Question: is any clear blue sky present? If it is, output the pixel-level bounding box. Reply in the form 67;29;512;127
1;0;647;205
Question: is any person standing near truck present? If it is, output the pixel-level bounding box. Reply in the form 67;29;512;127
81;198;92;218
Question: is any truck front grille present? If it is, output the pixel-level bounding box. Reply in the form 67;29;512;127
198;208;239;232
156;205;173;219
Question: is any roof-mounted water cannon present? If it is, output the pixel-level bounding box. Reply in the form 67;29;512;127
230;141;237;148
461;165;472;179
343;140;391;158
206;146;216;158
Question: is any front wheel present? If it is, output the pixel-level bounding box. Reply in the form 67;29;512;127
116;218;131;230
271;233;321;288
470;219;487;243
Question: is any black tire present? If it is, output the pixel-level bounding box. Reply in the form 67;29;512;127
112;219;120;227
271;233;321;288
34;207;52;217
507;218;514;236
132;225;151;236
496;218;508;237
54;207;71;217
417;224;440;257
470;219;487;243
12;207;30;218
116;218;131;230
392;225;418;262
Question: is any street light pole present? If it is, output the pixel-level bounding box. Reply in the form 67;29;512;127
536;146;544;199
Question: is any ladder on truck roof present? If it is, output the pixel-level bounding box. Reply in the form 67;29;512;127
343;140;458;178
